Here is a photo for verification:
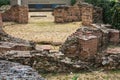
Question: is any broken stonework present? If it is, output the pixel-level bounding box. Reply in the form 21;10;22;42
0;42;34;52
81;3;103;26
2;5;28;23
0;60;45;80
60;24;120;61
53;2;103;24
60;26;109;61
108;29;120;45
60;31;98;61
0;47;119;73
53;5;81;23
95;47;120;69
78;36;98;61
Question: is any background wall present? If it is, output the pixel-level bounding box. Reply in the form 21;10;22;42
28;0;71;5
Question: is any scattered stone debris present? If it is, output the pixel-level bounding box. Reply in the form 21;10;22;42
0;60;45;80
0;5;11;12
0;50;91;73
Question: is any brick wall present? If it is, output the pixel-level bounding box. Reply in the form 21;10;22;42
79;37;98;61
81;3;93;26
2;5;28;24
53;3;103;24
82;3;103;26
53;5;81;23
0;13;3;27
60;24;120;61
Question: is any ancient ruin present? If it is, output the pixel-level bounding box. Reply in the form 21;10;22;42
0;1;119;78
0;60;44;80
53;3;103;25
1;5;28;23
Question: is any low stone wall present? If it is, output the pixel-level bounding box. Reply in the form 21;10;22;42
53;3;103;24
0;22;119;73
1;47;120;73
2;5;28;24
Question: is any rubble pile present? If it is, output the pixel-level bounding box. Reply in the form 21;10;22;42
1;5;28;23
0;60;44;80
0;50;93;73
0;5;11;12
95;47;120;69
0;45;119;73
53;3;103;24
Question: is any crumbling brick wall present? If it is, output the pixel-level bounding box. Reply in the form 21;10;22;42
53;5;81;23
2;5;28;24
81;3;103;26
60;24;120;61
53;3;103;24
0;13;3;26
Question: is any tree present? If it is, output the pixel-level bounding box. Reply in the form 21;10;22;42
71;0;76;5
0;0;10;7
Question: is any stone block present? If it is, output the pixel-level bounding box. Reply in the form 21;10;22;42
79;35;98;61
2;5;28;24
0;13;3;27
53;5;81;23
109;29;120;45
81;3;103;26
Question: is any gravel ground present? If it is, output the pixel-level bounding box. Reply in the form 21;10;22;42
45;70;120;80
3;12;81;44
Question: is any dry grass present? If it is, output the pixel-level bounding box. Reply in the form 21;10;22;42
3;12;81;44
44;70;120;80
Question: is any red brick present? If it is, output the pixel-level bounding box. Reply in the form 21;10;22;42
79;35;98;61
109;29;120;45
2;5;28;24
0;13;3;26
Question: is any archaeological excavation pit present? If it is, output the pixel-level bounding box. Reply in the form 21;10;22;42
0;2;119;80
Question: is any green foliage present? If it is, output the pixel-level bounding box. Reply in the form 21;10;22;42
71;0;76;6
84;0;120;30
0;0;10;7
112;3;120;29
72;75;79;80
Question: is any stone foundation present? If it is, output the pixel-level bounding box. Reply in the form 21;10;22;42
2;5;28;24
0;47;120;73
